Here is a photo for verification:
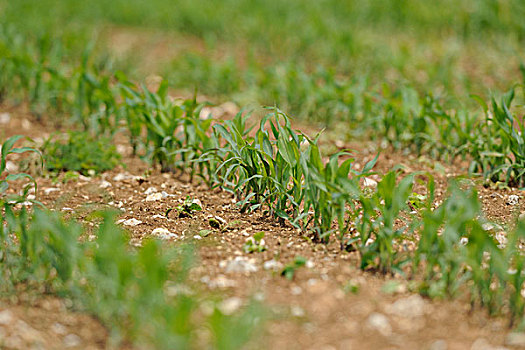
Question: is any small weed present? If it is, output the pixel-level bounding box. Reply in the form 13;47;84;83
281;256;307;281
243;232;267;253
343;281;360;294
167;196;203;218
199;229;212;237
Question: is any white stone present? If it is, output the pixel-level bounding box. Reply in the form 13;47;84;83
0;112;11;124
506;333;525;347
214;216;227;225
224;257;258;273
144;187;157;195
291;305;305;317
291;286;303;295
507;195;520;206
99;180;112;189
429;339;448;350
116;144;127;155
51;322;67;335
145;192;163;201
494;232;508;248
0;310;13;325
118;218;143;226
16;320;43;343
21;119;31;129
202;275;237;289
366;312;392;336
386;294;427;318
220;101;239;116
263;260;283;271
218;297;243;315
482;223;503;232
112;173;128;181
63;333;81;347
44;188;60;195
78;175;92;182
5;161;18;173
152;228;177;240
363;177;378;188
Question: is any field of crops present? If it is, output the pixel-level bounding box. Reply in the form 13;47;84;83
1;1;525;349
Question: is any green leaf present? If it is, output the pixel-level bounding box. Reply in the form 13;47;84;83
253;232;265;241
199;229;212;237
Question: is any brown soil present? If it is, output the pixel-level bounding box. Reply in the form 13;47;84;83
1;104;525;350
0;297;108;350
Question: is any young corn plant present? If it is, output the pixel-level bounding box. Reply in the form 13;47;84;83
504;221;525;327
1;135;43;291
414;182;480;297
75;63;120;135
464;220;507;317
489;90;525;187
116;73;146;155
260;107;308;223
213;111;275;213
119;79;184;172
303;144;350;243
174;97;219;182
1;135;41;198
468;89;525;186
455;201;525;326
355;171;415;275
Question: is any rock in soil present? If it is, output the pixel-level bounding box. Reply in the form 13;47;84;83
366;312;392;336
505;332;525;347
386;294;427;318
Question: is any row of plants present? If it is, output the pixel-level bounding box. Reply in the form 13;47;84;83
1;136;263;349
174;57;525;187
5;0;524;85
355;172;525;327
3;23;525;188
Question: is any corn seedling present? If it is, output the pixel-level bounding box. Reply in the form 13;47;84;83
355;171;415;274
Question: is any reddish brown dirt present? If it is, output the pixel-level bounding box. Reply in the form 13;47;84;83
0;297;109;350
2;105;525;349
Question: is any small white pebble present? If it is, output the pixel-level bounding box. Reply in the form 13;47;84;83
144;187;157;195
145;192;163;202
118;218;142;226
99;180;112;189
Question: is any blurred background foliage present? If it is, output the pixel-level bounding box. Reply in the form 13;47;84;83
2;0;523;112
